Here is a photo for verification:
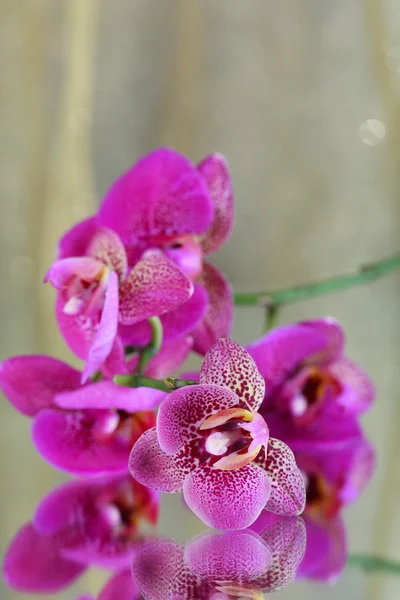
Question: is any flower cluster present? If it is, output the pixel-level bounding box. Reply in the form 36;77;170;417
1;147;375;555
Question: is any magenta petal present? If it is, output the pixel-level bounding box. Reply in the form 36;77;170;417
119;251;193;325
329;357;375;415
192;262;233;355
257;439;306;516
3;523;86;593
32;408;129;475
198;153;234;255
157;384;239;455
119;283;208;347
185;530;272;581
45;256;103;288
101;337;128;378
129;428;187;492
99;570;140;600
88;227;128;279
82;270;119;383
247;318;345;392
34;478;89;536
98;148;214;245
57;216;98;259
183;463;271;529
56;381;165;412
0;355;81;416
55;292;95;360
298;516;347;583
146;337;194;379
200;338;265;410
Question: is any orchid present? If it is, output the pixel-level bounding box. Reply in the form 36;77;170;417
0;339;190;475
77;570;141;600
246;318;375;442
45;225;193;381
58;148;234;355
129;338;306;529
131;516;306;599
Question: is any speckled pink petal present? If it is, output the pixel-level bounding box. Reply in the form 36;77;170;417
329;357;375;415
119;251;193;325
57;216;98;259
247;318;345;392
185;529;272;581
157;384;239;455
82;270;119;383
256;439;305;516
88;227;128;279
192;262;233;355
183;463;271;529
32;408;130;476
55;381;164;412
252;516;307;592
198;153;234;255
119;283;208;346
3;523;86;593
200;338;265;410
99;569;140;600
129;427;198;492
98;148;214;246
45;257;103;288
0;355;81;416
297;516;347;583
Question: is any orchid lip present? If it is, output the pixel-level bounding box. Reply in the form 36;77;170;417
199;407;254;431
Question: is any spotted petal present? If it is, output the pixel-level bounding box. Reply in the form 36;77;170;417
256;439;306;516
200;338;265;410
98;148;215;246
88;227;128;279
183;463;271;529
157;384;239;455
119;251;193;325
0;355;81;416
198;153;234;255
192;262;233;355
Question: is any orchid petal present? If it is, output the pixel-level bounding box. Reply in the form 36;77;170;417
119;283;208;346
329;357;375;415
198;153;234;255
98;148;214;246
45;257;103;288
247;318;345;392
99;569;140;600
157;384;239;455
192;262;233;355
183;463;271;529
145;336;194;378
0;355;81;416
200;338;265;410
88;227;128;279
82;270;119;382
256;439;306;516
55;292;95;360
119;251;193;325
57;216;97;259
3;523;86;593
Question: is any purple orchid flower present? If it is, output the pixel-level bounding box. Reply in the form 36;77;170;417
58;148;234;355
131;516;306;599
0;339;190;475
45;225;193;381
129;338;306;530
246;318;375;442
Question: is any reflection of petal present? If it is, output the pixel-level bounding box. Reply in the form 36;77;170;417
200;338;265;410
98;569;141;600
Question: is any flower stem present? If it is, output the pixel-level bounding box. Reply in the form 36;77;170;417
348;553;400;574
264;304;280;332
113;374;199;393
137;317;163;374
234;252;400;307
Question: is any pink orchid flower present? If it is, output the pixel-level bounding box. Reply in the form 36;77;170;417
58;148;234;355
246;318;375;441
132;516;306;599
45;225;193;381
0;339;190;475
77;570;141;600
129;339;306;530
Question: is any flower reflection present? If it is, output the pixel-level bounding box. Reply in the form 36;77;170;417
132;515;306;599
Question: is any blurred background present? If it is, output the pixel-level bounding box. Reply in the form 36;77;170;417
1;1;400;598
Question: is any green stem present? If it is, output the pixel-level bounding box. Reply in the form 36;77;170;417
348;554;400;574
164;377;199;390
113;374;199;393
137;316;163;374
234;252;400;307
264;304;280;332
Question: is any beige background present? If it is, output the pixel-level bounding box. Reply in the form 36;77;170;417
1;1;400;598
